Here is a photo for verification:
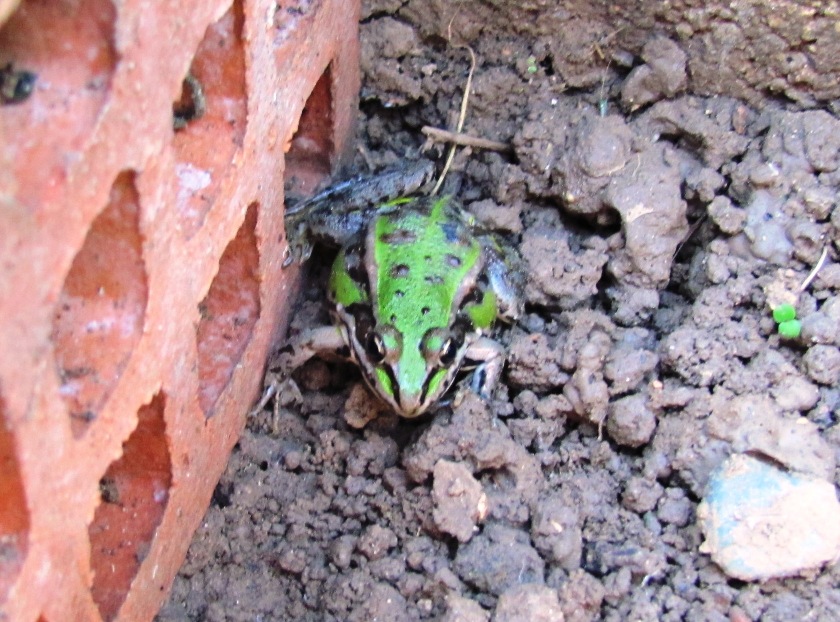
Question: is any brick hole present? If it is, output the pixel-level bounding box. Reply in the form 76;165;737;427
0;0;116;210
88;391;171;622
284;63;334;197
172;0;247;239
0;398;29;610
196;202;260;417
52;171;148;438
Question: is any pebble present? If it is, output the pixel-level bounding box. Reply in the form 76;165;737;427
605;393;657;448
698;453;840;581
493;584;564;622
432;459;487;543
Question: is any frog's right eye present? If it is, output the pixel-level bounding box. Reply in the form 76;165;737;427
366;332;387;363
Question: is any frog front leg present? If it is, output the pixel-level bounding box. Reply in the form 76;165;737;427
480;237;525;322
464;336;506;399
273;324;350;371
252;325;350;415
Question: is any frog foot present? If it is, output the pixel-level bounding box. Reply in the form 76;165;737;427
449;369;495;411
250;374;303;418
465;336;506;400
251;325;349;416
281;212;316;267
282;232;314;268
281;245;305;268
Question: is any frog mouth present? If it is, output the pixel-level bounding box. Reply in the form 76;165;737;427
335;303;462;418
359;361;449;418
368;363;430;417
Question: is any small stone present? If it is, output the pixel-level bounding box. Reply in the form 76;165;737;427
802;186;835;220
605;393;657;448
454;524;544;596
706;394;835;479
800;312;840;346
604;347;659;395
708;196;746;234
748;163;780;187
493;584;564;622
357;525;398;561
772;375;820;411
343;384;383;428
656;487;692;527
803;345;840;385
275;545;307;574
468;199;523;233
531;495;582;569
558;570;605;622
348;583;409;622
432;460;487;543
620;37;687;109
621;476;664;514
698;454;840;581
534;394;574;419
330;535;357;569
824;297;840;321
283;450;302;470
441;594;489;622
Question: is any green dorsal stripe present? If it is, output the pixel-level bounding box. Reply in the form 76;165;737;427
371;197;480;395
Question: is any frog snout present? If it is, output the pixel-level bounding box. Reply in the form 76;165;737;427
394;387;429;418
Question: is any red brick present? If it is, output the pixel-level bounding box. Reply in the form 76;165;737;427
0;0;359;620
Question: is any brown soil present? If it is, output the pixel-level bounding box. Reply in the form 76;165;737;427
159;1;840;620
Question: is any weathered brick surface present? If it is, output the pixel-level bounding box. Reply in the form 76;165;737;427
0;0;359;620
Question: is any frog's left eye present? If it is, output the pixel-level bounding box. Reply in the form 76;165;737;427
366;332;387;364
440;338;458;365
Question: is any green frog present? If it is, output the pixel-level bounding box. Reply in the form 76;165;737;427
267;160;524;418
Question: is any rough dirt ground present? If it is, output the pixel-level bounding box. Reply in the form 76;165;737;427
159;2;840;620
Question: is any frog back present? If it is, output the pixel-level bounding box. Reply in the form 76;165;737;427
369;197;484;331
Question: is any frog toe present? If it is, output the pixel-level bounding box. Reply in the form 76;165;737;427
470;367;491;399
282;239;314;268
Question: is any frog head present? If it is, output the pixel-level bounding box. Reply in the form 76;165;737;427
335;304;472;417
326;195;502;417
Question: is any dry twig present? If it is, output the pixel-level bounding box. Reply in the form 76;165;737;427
421;126;511;152
431;17;477;196
799;247;829;292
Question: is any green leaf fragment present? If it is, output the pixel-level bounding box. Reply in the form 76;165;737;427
778;319;801;339
527;56;538;74
772;304;797;323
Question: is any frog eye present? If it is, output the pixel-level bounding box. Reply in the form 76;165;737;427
422;325;467;367
366;332;387;364
439;338;458;365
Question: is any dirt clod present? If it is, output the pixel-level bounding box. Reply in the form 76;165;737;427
453;524;545;596
605;393;656;448
432;459;487;543
493;583;565;622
